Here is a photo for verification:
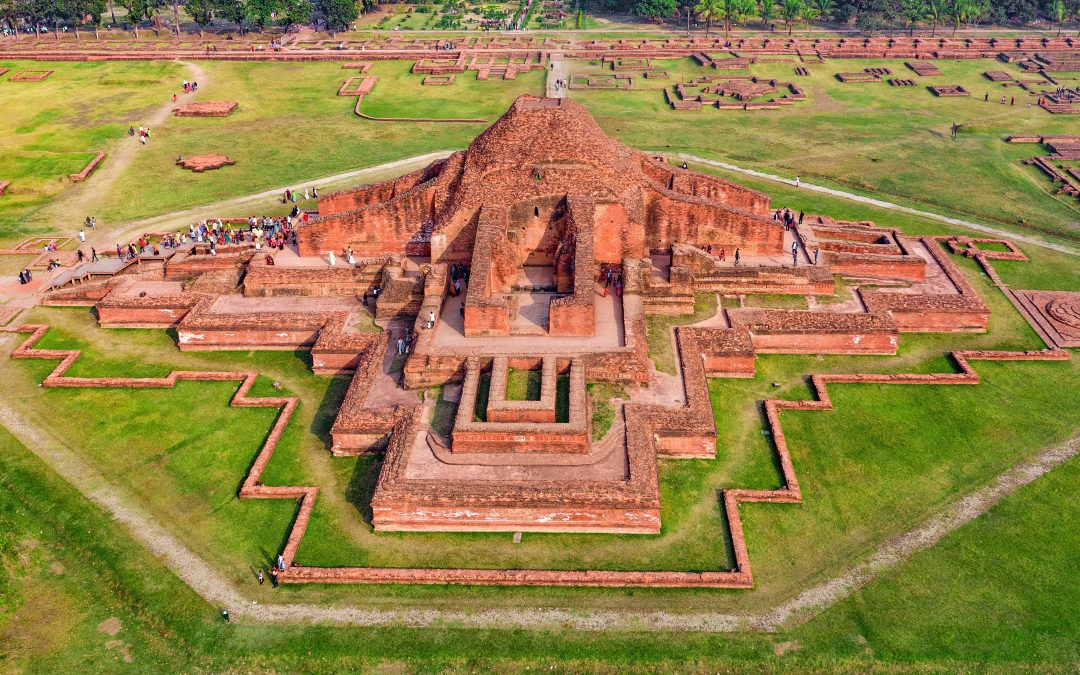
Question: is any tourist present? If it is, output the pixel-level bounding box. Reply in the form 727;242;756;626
798;211;804;224
257;570;264;585
91;248;98;262
718;247;725;262
734;248;740;266
814;249;819;265
328;251;336;267
707;243;712;254
77;249;84;263
1011;97;1015;106
792;250;798;266
18;270;26;285
459;302;465;318
795;175;801;188
1001;95;1006;104
984;92;988;102
128;125;135;136
277;554;286;571
428;308;436;328
312;187;319;199
269;566;279;588
397;337;405;356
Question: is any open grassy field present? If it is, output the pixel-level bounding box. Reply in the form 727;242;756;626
2;55;1077;252
2;373;1078;670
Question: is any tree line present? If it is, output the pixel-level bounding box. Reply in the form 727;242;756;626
0;0;376;36
0;0;1075;37
628;0;1077;34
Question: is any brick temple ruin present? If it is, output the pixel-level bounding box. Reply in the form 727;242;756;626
22;95;1072;585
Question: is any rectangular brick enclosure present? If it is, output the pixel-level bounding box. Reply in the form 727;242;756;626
929;84;970;96
173;101;238;117
10;70;53;81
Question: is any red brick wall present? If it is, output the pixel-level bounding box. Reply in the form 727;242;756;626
372;504;661;534
750;331;898;354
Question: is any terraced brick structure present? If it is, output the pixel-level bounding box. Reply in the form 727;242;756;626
31;95;1060;580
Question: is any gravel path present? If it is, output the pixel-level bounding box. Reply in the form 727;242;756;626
1;329;1073;633
669;153;1078;257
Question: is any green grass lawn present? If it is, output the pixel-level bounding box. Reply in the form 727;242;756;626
505;367;542;400
0;59;181;243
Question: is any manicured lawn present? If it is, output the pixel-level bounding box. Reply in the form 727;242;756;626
505;367;542;400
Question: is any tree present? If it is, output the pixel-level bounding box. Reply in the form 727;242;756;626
693;0;722;35
246;0;278;28
926;0;941;35
278;0;311;28
811;0;832;20
86;0;106;35
119;0;147;36
720;0;753;34
799;0;818;27
758;0;776;28
214;0;246;32
1050;0;1068;36
317;0;358;32
899;0;927;34
944;0;969;34
780;0;800;34
633;0;676;20
186;0;214;35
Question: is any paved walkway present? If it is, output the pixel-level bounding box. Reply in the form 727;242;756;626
546;51;567;99
669;153;1079;257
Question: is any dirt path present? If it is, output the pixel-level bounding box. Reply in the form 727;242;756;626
38;61;208;240
753;434;1080;631
669;152;1078;257
1;328;1074;632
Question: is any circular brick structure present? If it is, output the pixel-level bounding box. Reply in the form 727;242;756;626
1047;298;1080;329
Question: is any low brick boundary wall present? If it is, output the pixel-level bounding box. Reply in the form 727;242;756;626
69;151;106;182
10;69;52;81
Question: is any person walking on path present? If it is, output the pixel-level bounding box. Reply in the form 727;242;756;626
734;248;741;266
91;248;98;262
397;337;405;356
795;175;801;188
78;229;86;243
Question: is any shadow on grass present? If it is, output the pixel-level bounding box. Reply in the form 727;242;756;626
310;374;352;449
344;455;383;526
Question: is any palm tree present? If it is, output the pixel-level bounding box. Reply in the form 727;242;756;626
1050;0;1067;36
900;0;928;35
759;0;776;29
780;0;801;34
694;0;723;36
927;0;941;35
800;1;819;28
812;0;833;21
946;0;970;35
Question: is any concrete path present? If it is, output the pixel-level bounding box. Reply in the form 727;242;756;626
546;52;567;99
669;152;1079;257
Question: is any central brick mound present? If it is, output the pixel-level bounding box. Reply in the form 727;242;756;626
176;153;236;172
10;70;53;81
18;94;1074;590
173;101;238;117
